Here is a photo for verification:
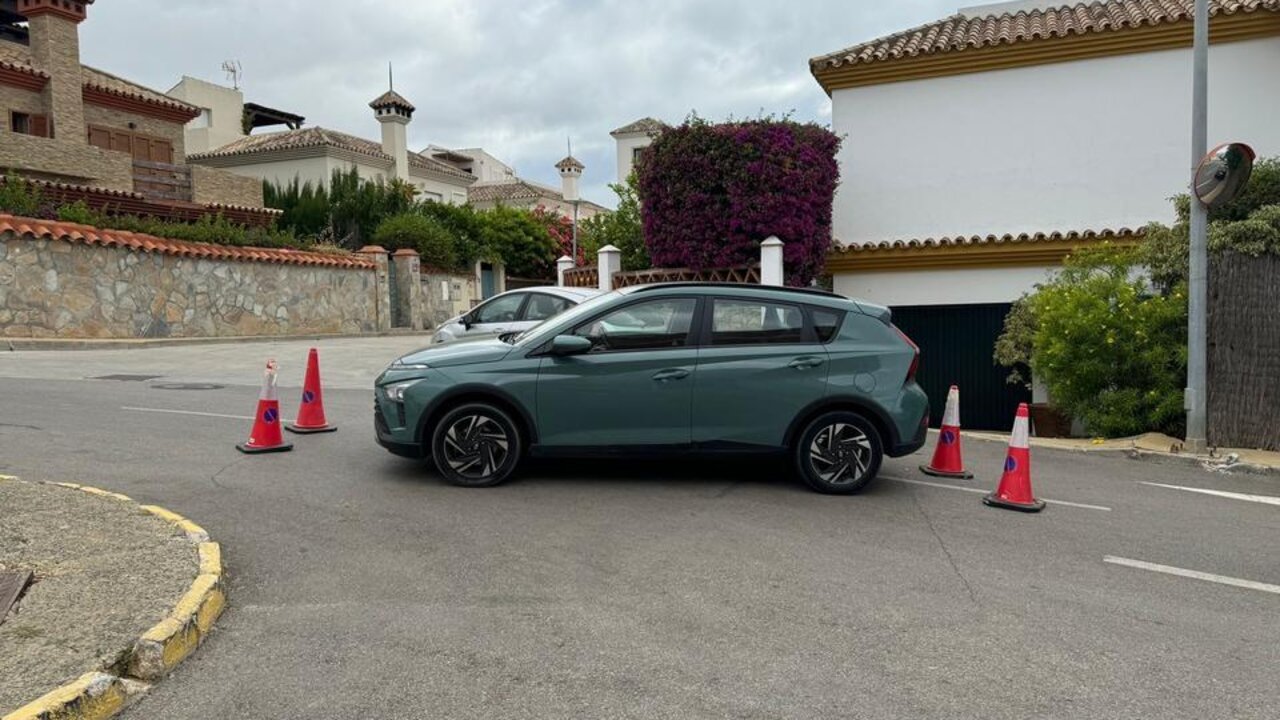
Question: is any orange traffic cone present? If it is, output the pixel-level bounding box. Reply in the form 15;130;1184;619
920;385;972;479
236;359;293;454
286;348;336;434
983;403;1043;512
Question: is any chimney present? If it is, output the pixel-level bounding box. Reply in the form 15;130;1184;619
369;68;414;182
20;0;91;142
556;154;584;204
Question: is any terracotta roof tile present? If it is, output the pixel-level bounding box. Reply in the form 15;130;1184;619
468;179;609;213
811;0;1280;72
0;39;197;115
610;117;668;137
189;127;475;182
369;89;415;112
831;227;1145;253
0;214;374;269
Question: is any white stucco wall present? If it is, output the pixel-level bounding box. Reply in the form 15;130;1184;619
833;265;1058;307
206;156;335;189
614;133;652;184
830;37;1280;245
167;77;247;155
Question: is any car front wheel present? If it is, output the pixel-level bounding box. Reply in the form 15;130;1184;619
430;403;522;487
795;411;883;494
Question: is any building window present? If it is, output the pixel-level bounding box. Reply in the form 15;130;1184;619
632;147;644;162
189;108;212;129
10;112;48;137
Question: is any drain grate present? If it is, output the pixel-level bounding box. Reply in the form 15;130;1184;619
151;383;225;391
0;570;32;626
92;374;162;382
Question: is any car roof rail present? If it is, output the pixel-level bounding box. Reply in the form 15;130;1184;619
626;282;843;299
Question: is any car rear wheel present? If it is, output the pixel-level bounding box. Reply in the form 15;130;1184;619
794;411;883;494
430;403;522;488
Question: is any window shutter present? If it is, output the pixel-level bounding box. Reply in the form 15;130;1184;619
30;115;49;138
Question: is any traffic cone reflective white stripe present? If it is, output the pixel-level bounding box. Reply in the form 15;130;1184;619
286;348;337;434
236;359;293;454
983;403;1043;512
920;385;972;479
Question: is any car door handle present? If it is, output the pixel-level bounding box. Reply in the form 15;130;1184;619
652;368;691;382
788;356;825;370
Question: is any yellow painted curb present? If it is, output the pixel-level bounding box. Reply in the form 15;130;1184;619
1;481;226;720
3;673;127;720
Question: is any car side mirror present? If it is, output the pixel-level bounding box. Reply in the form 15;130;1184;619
461;313;475;329
549;334;593;356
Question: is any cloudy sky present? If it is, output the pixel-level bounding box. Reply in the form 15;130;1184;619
80;0;957;207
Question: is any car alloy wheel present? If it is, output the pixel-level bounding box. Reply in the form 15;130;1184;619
430;403;522;487
795;411;883;494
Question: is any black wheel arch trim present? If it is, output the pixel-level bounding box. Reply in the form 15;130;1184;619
785;396;900;452
416;384;538;448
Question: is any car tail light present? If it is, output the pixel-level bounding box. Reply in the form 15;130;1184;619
892;325;920;382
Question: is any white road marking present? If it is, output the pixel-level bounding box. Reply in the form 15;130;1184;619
886;475;1112;512
121;406;266;422
1104;556;1280;596
1140;481;1280;507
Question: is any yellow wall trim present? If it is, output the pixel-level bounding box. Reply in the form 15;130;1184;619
826;234;1142;273
813;11;1280;92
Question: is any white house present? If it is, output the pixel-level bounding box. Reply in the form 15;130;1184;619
810;0;1280;427
177;80;475;203
425;146;516;183
611;117;666;184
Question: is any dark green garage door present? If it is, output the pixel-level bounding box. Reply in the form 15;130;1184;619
891;303;1031;431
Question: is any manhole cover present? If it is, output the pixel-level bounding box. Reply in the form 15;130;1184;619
92;374;162;382
0;570;32;626
150;383;225;391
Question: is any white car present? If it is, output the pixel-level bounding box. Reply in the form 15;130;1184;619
432;287;601;344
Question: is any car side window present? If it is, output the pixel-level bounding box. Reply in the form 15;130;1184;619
572;298;697;352
473;294;525;324
523;293;573;322
711;299;804;345
811;308;844;343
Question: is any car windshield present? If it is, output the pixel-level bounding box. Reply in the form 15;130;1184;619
512;291;620;346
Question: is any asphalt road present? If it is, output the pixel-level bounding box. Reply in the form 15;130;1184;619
0;340;1277;719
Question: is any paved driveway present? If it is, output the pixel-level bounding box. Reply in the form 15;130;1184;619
0;340;1276;719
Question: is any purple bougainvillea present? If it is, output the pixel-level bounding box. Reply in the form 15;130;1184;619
636;117;841;286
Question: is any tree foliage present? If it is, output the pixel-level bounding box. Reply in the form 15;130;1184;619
995;157;1280;438
636;115;840;285
372;212;458;270
580;173;648;271
264;168;414;249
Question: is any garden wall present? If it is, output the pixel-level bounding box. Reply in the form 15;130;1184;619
0;215;385;339
1208;252;1280;451
420;269;480;329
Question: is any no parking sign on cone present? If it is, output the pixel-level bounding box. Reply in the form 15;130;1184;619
920;385;972;479
983;403;1043;512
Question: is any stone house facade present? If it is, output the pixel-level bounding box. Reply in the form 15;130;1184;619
0;0;268;215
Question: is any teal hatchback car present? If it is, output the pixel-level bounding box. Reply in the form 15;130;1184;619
375;283;929;494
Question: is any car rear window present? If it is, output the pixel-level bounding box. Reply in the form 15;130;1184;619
710;299;804;345
811;308;844;343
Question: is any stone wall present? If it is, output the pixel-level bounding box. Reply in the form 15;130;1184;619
190;165;265;209
421;270;480;329
0;226;382;339
0;84;46;131
0;132;135;190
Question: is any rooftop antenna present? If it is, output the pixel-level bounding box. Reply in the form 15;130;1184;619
221;60;242;89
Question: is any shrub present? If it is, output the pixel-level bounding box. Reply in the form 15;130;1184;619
476;205;558;279
265;168;414;249
636;115;840;285
373;212;457;270
0;175;50;217
580;173;648;271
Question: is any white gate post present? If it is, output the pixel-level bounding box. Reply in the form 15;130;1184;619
556;255;575;287
598;245;621;292
761;236;784;286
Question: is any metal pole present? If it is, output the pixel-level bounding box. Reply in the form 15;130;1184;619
1185;0;1209;453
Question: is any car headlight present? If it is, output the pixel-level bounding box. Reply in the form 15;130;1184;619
383;381;418;403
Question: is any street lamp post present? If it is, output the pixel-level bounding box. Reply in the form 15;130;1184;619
1185;0;1209;453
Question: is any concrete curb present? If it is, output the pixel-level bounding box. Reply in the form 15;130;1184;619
4;328;425;352
960;430;1280;477
0;478;226;720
